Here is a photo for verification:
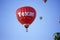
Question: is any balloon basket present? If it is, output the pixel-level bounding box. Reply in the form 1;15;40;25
26;28;28;32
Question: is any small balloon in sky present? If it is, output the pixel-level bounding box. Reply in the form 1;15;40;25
16;6;36;32
40;16;43;20
58;20;60;23
53;32;60;40
43;0;47;3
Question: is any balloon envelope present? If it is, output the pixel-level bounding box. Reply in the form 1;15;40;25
40;16;43;20
58;20;60;23
43;0;47;3
54;32;60;40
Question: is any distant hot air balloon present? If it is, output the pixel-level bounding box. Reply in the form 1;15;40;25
53;32;60;40
40;16;43;20
58;20;60;23
43;0;47;3
16;6;36;32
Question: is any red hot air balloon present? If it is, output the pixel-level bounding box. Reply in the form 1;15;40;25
43;0;47;3
16;6;36;32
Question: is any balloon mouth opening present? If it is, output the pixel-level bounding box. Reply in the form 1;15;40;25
23;24;29;32
23;24;29;28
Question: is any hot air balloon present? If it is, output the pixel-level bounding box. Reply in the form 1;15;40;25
58;20;60;23
40;16;43;20
53;32;60;40
43;0;47;3
16;6;36;32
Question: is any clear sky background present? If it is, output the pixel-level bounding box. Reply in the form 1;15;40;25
0;0;60;40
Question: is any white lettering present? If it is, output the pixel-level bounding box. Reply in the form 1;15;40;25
25;12;28;16
29;12;34;16
18;12;21;17
22;12;24;16
18;12;34;17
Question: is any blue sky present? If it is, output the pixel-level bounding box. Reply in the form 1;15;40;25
0;0;60;40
